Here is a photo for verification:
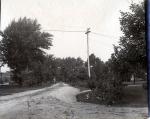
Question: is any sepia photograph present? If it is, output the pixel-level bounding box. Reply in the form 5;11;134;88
0;0;147;119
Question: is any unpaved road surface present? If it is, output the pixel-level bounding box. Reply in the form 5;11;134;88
0;83;148;119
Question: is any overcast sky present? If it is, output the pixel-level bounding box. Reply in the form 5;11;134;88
1;0;141;72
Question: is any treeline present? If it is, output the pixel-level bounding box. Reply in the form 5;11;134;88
0;1;146;104
15;54;108;88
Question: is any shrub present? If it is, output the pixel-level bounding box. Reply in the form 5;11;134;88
87;79;97;90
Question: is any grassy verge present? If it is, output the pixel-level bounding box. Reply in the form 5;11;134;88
76;85;147;107
0;83;53;96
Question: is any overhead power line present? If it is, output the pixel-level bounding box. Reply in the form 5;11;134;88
126;0;134;4
91;32;119;39
126;0;132;4
44;29;120;39
44;29;85;33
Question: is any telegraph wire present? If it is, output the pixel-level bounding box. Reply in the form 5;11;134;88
43;29;85;33
43;29;120;46
45;29;115;50
44;29;120;39
126;0;133;4
91;32;119;39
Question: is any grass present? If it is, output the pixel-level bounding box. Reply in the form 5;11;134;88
121;85;147;107
0;84;52;96
76;84;147;107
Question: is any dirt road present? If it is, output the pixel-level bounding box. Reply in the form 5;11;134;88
0;83;148;119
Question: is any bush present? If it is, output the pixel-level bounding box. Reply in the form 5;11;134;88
92;72;123;105
87;79;97;90
143;82;147;90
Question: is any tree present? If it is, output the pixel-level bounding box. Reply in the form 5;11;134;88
118;1;145;73
109;1;145;82
103;1;145;103
89;54;106;80
0;17;53;86
93;1;145;104
52;57;89;86
56;57;84;82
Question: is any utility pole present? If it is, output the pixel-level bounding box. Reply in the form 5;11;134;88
85;28;91;78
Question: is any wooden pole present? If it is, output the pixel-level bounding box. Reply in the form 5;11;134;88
85;28;91;78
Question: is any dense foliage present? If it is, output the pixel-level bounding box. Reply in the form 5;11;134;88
113;1;145;80
86;1;146;104
0;17;53;86
104;1;146;103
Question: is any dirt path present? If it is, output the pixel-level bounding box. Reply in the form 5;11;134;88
0;83;148;119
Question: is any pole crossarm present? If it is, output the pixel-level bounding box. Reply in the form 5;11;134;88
85;28;91;34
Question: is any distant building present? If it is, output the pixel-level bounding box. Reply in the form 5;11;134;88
0;71;12;84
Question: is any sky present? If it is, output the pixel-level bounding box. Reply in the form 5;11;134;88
1;0;141;72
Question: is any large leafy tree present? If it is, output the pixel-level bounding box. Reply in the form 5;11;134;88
110;1;145;82
0;17;53;85
53;57;89;85
118;1;145;71
97;1;146;103
57;57;84;82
